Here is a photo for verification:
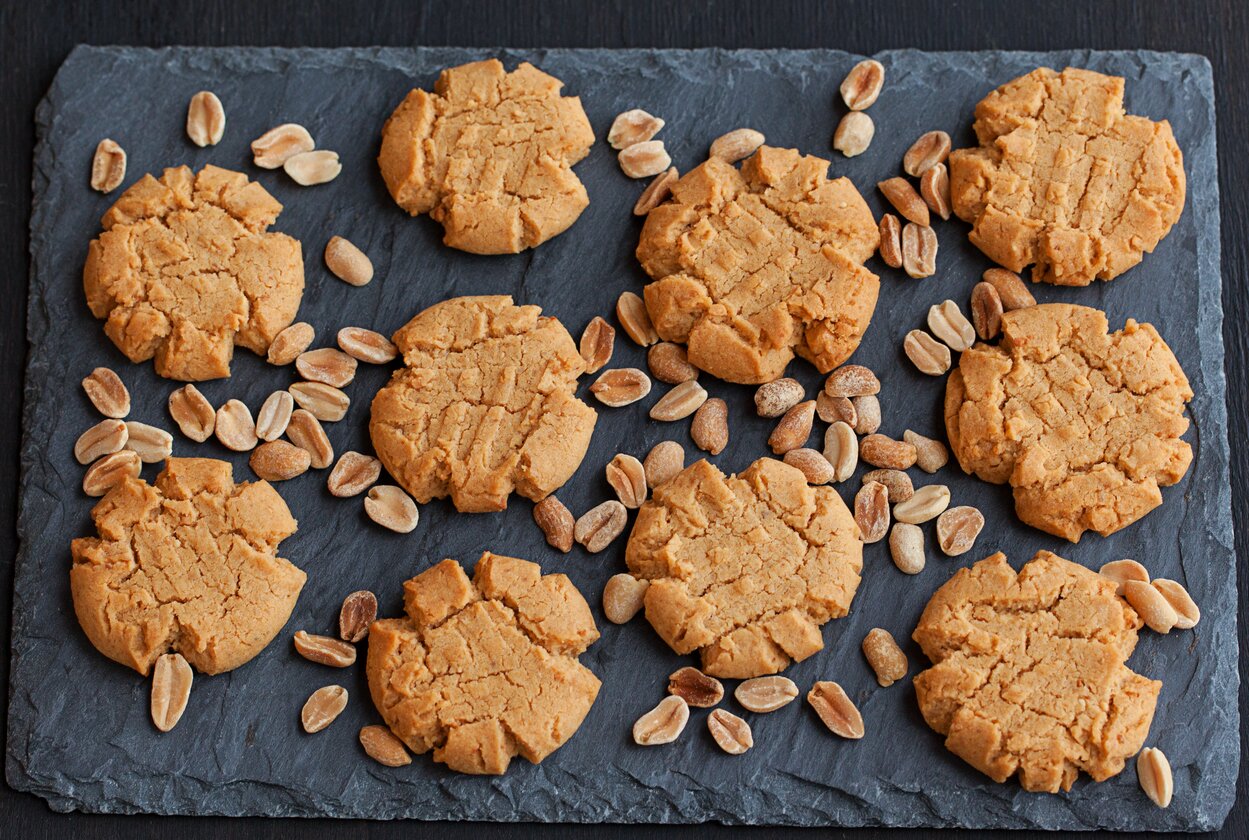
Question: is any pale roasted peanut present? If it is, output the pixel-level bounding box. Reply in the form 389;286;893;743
606;454;648;508
735;676;798;713
755;377;804;418
862;469;913;503
359;725;412;767
784;448;836;485
649;381;708;421
302;685;348;733
840;59;885;110
878;213;903;268
325;236;374;286
903;130;951;177
833;111;874;157
589;368;652;407
619;140;671;179
250;440;312;481
904;429;949;473
533;495;575;553
852;394;881;435
256;390;295;442
364;485;419;534
337;327;398;364
1123;580;1179;633
293;630;357;667
710;128;765;163
603;573;650;624
807;681;864;739
608;109;665;150
878;177;929;227
982;267;1036;311
860;434;918;470
824;364;880;398
75;419;128;464
268;322;316;365
83;450;140;496
339;590;378;643
707;709;753;755
574;500;628;553
327;451;381;497
816;391;857;426
286;409;333;469
186;91;225;146
296;348;358;388
920;162;951;221
633;695;689;745
823;421;859;482
289;382;350;422
691;398;729;455
904;329;952;376
124;421;173;463
889;522;925;574
769;400;816;454
1137;747;1174;808
1152;579;1200;629
634;167;679;216
855;481;890;543
936;505;985;556
971;281;1004;340
90;139;127;193
1099;559;1150;596
894;484;951;524
647;341;698;384
901;223;938;278
643;440;685;489
251;123;315;169
82;367;130;418
928;300;975;352
580;317;616;375
668;666;724;708
862;629;908;687
150;653;193;732
285;150;342;186
616;291;659;346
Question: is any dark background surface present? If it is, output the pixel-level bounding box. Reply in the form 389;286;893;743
1;1;1244;838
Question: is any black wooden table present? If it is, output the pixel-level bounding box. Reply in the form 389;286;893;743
2;1;1245;837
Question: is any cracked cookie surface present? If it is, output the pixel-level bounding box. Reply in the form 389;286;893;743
366;552;600;774
378;59;595;254
949;66;1185;286
369;295;596;513
625;457;862;678
913;551;1160;793
636;145;879;384
84;165;304;381
70;458;305;676
946;303;1192;542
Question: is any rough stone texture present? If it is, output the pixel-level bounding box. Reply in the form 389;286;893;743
10;46;1234;830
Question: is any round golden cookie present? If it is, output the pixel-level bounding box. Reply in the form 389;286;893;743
366;552;601;775
369;295;596;513
949;66;1186;286
945;303;1192;542
378;59;595;254
83;165;305;381
636;145;879;384
70;458;306;676
913;551;1160;793
624;457;862;679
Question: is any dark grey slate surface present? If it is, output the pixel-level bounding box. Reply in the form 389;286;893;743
7;46;1235;830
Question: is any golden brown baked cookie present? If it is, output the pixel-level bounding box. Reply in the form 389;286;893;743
636;145;879;384
949;67;1185;285
366;552;600;774
913;551;1160;793
83;165;304;381
945;303;1192;542
70;458;305;675
625;457;862;678
370;295;596;513
378;59;594;254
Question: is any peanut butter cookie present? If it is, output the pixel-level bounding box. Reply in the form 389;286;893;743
625;457;862;678
71;458;305;675
913;551;1160;793
950;67;1185;285
636;145;879;384
366;552;600;774
83;165;304;381
378;59;595;254
945;303;1192;541
369;296;596;513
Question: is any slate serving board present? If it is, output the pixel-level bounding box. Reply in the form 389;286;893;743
8;46;1235;830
